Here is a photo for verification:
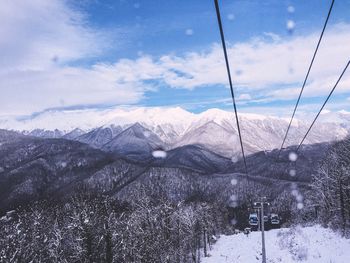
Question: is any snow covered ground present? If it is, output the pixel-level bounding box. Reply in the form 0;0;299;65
203;225;350;263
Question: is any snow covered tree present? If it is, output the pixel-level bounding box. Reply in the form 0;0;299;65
311;138;350;235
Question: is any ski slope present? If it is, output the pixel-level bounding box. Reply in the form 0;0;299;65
203;225;350;263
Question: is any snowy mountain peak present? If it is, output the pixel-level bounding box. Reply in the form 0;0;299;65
0;107;349;157
124;122;149;137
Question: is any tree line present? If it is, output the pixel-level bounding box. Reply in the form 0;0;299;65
311;137;350;236
0;188;231;263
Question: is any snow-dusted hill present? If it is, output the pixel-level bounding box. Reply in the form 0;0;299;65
76;125;122;148
174;120;240;157
203;225;350;263
0;107;195;136
177;108;348;157
102;123;165;161
1;107;349;158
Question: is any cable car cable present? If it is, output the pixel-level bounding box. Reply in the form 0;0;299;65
214;0;248;176
278;0;335;156
295;60;349;153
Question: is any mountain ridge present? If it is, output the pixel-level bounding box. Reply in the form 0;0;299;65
1;107;349;159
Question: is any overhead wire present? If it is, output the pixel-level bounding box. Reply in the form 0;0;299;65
278;0;335;157
277;60;349;188
295;60;350;153
213;0;248;176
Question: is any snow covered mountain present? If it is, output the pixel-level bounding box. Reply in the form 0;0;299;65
102;123;165;161
76;125;122;148
174;120;240;158
26;128;64;138
1;107;349;158
154;144;234;174
175;109;348;157
62;128;85;140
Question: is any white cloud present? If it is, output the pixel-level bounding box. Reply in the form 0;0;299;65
166;24;350;92
105;23;350;97
1;0;349;116
149;23;350;100
320;109;331;115
0;0;106;71
263;32;281;42
0;66;145;114
0;0;141;115
237;94;252;101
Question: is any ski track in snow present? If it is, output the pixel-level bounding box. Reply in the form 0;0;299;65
202;225;350;263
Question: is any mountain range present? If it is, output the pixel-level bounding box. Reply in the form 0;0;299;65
0;107;349;213
0;127;331;214
1;107;349;159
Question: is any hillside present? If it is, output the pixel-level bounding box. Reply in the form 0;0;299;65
232;142;331;182
0;129;326;214
202;225;350;263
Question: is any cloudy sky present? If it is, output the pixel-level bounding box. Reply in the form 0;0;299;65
1;0;350;118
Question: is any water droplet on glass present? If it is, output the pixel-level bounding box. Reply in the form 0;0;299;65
230;218;237;225
235;69;243;76
152;150;167;159
289;152;298;162
231;178;238;186
289;66;294;75
297;203;304;209
229;195;238;208
230;195;237;201
231;156;238;163
229;202;238;208
185;29;193;36
289;169;296;177
51;55;59;63
144;131;151;138
227;14;235;21
296;194;303;202
291;182;297;190
286;20;295;33
291;189;298;197
287;6;295;13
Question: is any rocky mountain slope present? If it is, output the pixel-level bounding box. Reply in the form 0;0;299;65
76;125;122;148
102;123;165;161
2;107;348;159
